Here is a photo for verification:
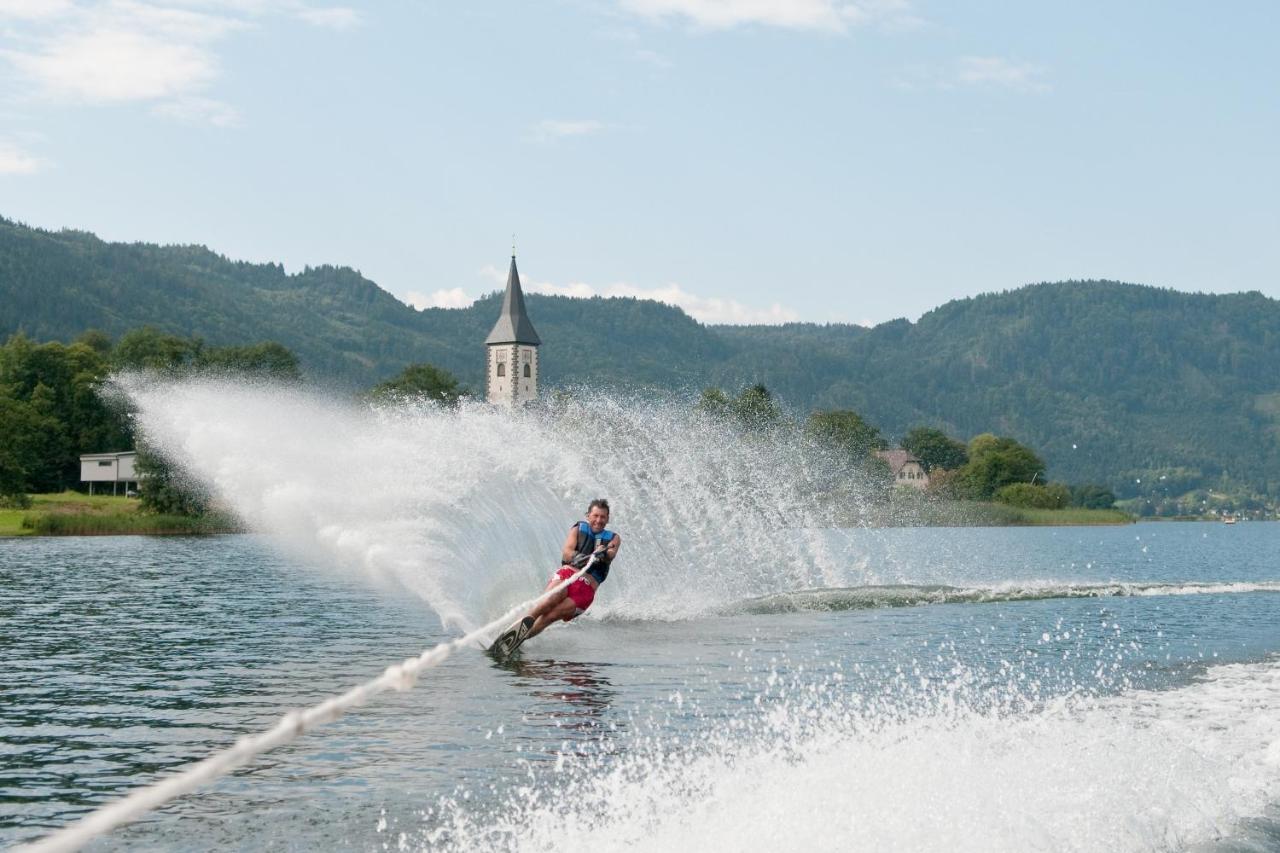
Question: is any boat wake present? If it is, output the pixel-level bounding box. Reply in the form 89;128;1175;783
732;580;1280;614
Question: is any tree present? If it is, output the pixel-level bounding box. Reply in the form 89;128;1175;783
862;452;895;495
370;363;466;404
901;426;968;472
0;448;30;507
731;384;784;430
967;433;1003;461
1070;484;1116;509
111;329;301;381
112;327;202;371
135;448;208;516
203;342;301;381
994;482;1070;509
925;467;962;499
75;329;113;355
806;409;888;461
0;335;130;490
696;384;785;431
0;396;68;493
955;433;1045;500
696;387;731;418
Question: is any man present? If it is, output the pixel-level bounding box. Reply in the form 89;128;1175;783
495;498;622;655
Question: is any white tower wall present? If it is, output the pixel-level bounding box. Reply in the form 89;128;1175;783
486;343;539;405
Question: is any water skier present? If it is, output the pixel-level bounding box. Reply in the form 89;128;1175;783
493;499;622;656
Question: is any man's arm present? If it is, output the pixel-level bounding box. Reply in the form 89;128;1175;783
602;532;622;562
561;527;579;565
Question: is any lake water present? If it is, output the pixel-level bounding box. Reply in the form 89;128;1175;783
7;382;1280;851
4;522;1280;852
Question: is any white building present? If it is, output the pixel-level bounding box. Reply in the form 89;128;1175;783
875;449;930;489
80;451;140;496
485;254;541;405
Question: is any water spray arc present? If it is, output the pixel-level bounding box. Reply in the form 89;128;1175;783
112;376;877;626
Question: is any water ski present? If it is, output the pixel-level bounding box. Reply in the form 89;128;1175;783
489;616;535;660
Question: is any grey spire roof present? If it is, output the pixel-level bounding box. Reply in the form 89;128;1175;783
485;254;541;345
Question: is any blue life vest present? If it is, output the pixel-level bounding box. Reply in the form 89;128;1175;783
572;521;616;585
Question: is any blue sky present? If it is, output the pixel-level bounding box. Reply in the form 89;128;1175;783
1;1;1276;325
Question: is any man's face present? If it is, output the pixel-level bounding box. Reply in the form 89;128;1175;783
586;506;609;533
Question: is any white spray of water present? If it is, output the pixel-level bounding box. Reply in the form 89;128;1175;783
116;376;875;630
420;657;1280;853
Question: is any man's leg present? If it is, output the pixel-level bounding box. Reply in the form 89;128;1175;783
526;596;578;640
523;572;573;641
528;571;571;622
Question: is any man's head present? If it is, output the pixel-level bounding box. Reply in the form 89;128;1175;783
585;498;610;532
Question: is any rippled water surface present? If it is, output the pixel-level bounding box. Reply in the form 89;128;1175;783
4;523;1280;852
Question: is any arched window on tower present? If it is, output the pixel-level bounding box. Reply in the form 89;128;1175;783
497;363;506;377
523;363;531;378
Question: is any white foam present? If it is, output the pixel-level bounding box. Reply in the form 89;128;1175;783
978;580;1280;599
426;658;1280;852
1133;581;1280;597
963;579;1280;602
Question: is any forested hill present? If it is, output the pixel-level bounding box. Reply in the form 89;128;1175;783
3;216;1279;499
712;284;1280;498
0;216;722;391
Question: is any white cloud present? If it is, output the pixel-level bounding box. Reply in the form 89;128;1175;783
296;5;360;30
618;0;916;33
0;0;75;19
528;118;607;143
478;263;799;325
0;1;361;124
0;138;45;174
104;1;247;41
2;1;244;103
605;281;800;324
406;287;475;310
955;56;1048;93
10;29;218;100
520;278;596;298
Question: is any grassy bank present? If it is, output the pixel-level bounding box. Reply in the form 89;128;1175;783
865;496;1134;527
0;492;239;536
990;505;1134;525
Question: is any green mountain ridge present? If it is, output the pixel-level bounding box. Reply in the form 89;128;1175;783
3;215;1278;501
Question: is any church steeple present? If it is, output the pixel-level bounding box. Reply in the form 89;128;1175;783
485;252;541;405
485;254;541;346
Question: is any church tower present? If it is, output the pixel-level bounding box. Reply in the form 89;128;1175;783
485;254;541;405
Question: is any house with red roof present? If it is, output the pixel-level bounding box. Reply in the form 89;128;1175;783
875;449;930;489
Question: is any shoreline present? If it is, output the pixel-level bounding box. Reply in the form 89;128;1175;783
855;501;1134;528
1;493;240;537
13;494;1270;539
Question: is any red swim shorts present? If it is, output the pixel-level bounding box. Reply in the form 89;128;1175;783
554;566;596;612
